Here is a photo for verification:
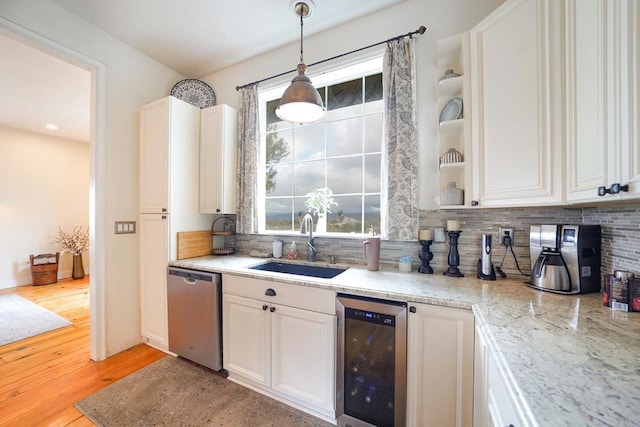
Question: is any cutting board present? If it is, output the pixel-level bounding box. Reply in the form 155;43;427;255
176;231;211;260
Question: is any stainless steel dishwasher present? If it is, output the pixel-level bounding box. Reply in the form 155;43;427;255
167;267;222;371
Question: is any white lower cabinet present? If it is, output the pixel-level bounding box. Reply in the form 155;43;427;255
407;302;474;426
222;275;336;420
474;323;525;427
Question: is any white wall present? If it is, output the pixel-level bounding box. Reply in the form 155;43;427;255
200;0;505;210
0;0;185;356
0;125;89;288
0;0;504;357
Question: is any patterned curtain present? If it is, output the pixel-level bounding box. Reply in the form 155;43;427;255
236;86;259;234
383;37;419;241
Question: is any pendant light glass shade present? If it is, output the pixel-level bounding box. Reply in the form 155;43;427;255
276;0;326;124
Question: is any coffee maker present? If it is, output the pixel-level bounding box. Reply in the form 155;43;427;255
528;224;601;294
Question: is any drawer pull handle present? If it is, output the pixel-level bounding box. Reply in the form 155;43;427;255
265;288;276;297
262;304;268;311
270;306;276;313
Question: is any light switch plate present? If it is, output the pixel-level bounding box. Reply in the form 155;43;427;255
114;221;136;234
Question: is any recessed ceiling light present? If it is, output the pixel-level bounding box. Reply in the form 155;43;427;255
45;124;59;130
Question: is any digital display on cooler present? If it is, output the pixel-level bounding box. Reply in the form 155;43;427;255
563;228;576;243
346;308;395;327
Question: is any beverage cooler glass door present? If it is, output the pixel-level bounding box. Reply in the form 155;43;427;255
336;294;407;427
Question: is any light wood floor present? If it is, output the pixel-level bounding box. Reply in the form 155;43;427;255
0;277;165;426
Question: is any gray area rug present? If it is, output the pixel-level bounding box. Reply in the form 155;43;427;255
0;294;72;346
75;356;334;426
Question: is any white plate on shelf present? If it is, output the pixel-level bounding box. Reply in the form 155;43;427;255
170;79;216;109
439;97;463;122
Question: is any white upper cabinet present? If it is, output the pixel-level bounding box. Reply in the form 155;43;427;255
566;0;640;202
470;0;565;207
200;104;238;214
139;98;171;213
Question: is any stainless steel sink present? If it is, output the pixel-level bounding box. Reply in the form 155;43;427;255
249;261;347;279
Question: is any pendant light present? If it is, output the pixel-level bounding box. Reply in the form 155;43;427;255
276;0;326;124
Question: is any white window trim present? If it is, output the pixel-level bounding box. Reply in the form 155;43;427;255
258;54;385;239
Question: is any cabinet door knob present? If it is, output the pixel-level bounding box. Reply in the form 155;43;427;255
598;183;630;196
262;304;268;311
409;306;417;313
162;208;167;212
216;208;221;212
265;288;276;297
471;200;479;206
270;306;276;313
161;215;167;220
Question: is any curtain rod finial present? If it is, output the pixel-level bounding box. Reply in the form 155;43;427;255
418;25;426;35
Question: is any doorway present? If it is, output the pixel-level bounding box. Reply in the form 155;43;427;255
0;20;106;361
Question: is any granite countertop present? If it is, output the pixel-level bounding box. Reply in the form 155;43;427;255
170;255;640;426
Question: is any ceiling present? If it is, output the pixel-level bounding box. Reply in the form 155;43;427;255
2;0;401;143
51;0;402;77
0;33;91;142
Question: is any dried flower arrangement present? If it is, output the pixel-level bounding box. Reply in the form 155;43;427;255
51;226;89;256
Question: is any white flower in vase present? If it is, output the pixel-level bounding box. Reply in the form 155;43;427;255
304;187;338;233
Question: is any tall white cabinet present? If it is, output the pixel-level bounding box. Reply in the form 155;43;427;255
407;302;474;426
565;0;640;202
139;96;213;351
200;104;238;214
470;0;564;207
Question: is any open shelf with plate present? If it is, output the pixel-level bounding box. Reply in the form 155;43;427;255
437;32;472;208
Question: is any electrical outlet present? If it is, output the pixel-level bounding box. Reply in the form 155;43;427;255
434;228;446;243
499;227;514;246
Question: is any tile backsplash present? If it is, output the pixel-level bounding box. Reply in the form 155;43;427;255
230;202;640;282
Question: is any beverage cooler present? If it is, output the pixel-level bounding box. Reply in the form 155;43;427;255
336;294;407;427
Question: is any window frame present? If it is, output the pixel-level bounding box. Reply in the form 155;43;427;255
257;55;386;239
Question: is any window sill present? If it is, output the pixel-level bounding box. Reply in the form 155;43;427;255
258;231;383;240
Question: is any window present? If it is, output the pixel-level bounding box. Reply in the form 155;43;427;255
259;58;384;236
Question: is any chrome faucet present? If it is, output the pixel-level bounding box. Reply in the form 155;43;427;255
300;213;317;262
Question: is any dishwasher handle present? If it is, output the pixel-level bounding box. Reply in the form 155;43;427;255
167;267;220;284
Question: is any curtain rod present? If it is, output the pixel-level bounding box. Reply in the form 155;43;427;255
235;25;426;91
